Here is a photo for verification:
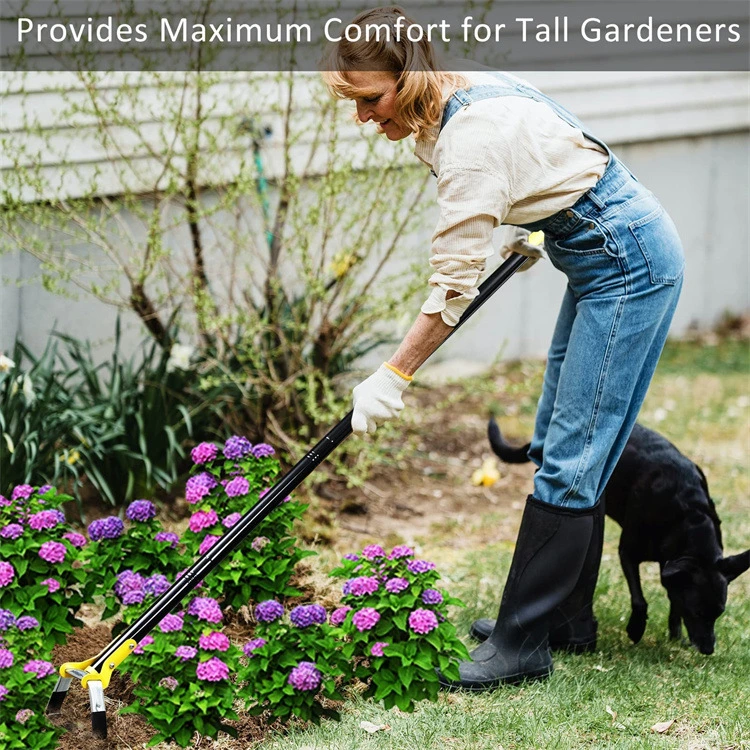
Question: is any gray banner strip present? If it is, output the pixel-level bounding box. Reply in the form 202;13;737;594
2;1;749;72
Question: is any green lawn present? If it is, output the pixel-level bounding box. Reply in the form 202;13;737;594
255;339;750;750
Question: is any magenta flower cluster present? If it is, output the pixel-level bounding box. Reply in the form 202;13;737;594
252;443;275;458
199;631;230;652
196;656;229;682
330;606;352;626
243;638;266;657
0;523;23;539
385;577;409;594
63;531;87;548
154;531;180;547
158;614;184;633
187;597;223;624
38;541;66;563
0;562;14;587
224;476;250;498
189;509;218;533
388;545;415;559
115;570;171;605
407;559;437;575
287;661;321;691
23;660;55;678
370;641;389;657
352;608;380;632
223;435;253;460
343;576;380;596
191;442;218;465
28;510;62;531
176;646;197;661
185;472;218;504
254;599;284;623
408;609;439;635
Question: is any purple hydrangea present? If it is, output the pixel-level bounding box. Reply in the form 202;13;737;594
42;578;61;593
388;545;415;559
252;443;275;458
16;616;40;631
198;631;230;652
38;541;66;563
223;512;241;528
28;510;61;531
0;685;7;701
188;509;218;533
408;608;439;635
385;577;409;594
38;485;53;495
407;559;436;575
125;499;157;523
0;649;13;668
188;597;223;624
133;636;154;654
421;589;444;605
223;436;253;460
0;524;23;540
115;570;145;599
254;599;284;623
88;516;124;541
185;472;218;504
154;531;179;548
0;610;16;630
330;606;352;626
11;485;33;501
224;476;250;498
352;608;380;632
343;576;380;596
196;656;229;682
158;614;183;633
23;660;55;678
370;641;389;657
362;544;385;560
176;646;197;661
243;638;266;657
251;535;269;551
287;661;321;692
199;534;220;555
123;591;145;606
63;531;87;548
191;442;218;465
144;574;170;597
289;604;327;628
343;553;359;561
159;676;178;692
0;562;14;588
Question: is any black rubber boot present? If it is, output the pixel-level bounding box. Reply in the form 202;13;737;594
469;499;605;653
440;496;595;691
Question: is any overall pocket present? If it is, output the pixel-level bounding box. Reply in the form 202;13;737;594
629;206;685;285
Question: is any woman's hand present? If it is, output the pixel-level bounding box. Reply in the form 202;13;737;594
500;227;545;271
351;363;412;434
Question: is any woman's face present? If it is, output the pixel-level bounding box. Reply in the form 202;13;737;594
346;70;411;141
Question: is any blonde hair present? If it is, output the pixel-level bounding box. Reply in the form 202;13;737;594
321;6;469;140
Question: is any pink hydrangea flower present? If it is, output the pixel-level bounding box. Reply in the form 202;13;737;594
191;442;218;465
0;649;13;668
251;535;269;551
330;606;352;626
41;578;61;593
224;476;250;498
188;509;218;533
370;642;389;657
38;541;66;563
408;608;439;635
198;631;230;652
388;545;415;559
133;635;154;654
23;660;55;678
185;472;218;504
343;576;380;596
28;510;60;531
199;534;220;555
159;676;178;692
352;608;380;632
223;512;241;528
287;661;321;691
407;559;436;575
196;656;229;682
243;638;266;657
385;577;409;594
362;544;385;559
187;597;223;624
0;524;23;540
0;562;14;588
63;531;87;548
158;614;184;633
175;646;197;661
11;485;33;501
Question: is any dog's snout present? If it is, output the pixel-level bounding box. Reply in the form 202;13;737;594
692;636;716;655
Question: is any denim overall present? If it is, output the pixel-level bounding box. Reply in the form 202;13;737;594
440;75;684;509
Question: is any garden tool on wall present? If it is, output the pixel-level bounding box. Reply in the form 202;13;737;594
46;252;529;739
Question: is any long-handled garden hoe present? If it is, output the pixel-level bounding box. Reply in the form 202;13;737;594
46;252;529;738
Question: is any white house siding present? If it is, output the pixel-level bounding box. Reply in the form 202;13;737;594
1;71;749;365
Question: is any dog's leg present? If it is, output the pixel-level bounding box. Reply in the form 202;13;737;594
666;590;683;641
619;544;648;643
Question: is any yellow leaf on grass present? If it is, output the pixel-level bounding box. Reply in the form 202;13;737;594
471;457;501;487
651;719;675;734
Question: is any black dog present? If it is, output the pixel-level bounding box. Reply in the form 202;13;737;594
488;419;749;654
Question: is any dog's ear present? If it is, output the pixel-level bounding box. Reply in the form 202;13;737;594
661;557;697;587
717;550;750;583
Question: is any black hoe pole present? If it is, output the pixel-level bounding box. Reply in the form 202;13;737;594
47;252;529;737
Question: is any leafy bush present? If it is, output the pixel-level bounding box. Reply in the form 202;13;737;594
0;485;86;647
329;544;471;711
238;599;352;722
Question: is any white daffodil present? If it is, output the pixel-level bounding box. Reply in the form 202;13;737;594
0;354;15;373
166;343;194;373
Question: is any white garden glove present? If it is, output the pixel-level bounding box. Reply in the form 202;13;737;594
351;363;412;434
500;227;545;272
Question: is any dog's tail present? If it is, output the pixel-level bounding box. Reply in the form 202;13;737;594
487;417;532;464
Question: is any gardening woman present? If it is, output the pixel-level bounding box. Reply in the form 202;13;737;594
322;6;684;690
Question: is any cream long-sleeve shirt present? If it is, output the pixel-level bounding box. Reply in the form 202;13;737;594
415;71;609;325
